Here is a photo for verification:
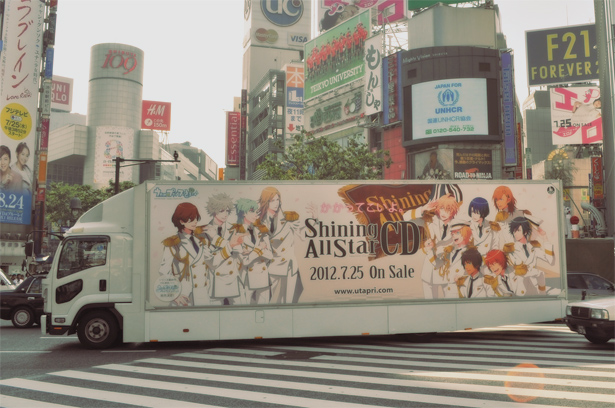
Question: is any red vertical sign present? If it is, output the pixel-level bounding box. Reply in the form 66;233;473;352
591;156;604;203
515;123;524;179
226;111;241;166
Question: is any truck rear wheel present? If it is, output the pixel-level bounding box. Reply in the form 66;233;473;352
77;311;118;349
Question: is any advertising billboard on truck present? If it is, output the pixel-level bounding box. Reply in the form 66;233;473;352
148;181;562;308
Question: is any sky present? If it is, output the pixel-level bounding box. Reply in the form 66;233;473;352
52;0;596;168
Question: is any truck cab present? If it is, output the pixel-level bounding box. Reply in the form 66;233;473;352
42;188;135;348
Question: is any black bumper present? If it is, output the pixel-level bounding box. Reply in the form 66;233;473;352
565;316;615;337
45;314;71;335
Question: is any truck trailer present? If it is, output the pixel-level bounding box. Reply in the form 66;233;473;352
42;180;567;348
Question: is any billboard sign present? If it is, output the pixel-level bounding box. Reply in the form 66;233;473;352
407;0;472;10
319;0;407;32
307;90;364;134
147;180;563;308
383;52;401;125
453;149;493;180
305;10;370;100
526;24;597;87
245;0;311;50
591;156;603;201
142;100;172;131
93;127;135;187
550;86;602;145
284;64;305;136
0;0;45;225
415;149;452;180
411;78;489;140
226;111;241;167
51;76;74;112
501;51;516;166
364;36;383;116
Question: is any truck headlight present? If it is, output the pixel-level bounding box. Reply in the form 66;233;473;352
566;305;572;316
590;309;609;320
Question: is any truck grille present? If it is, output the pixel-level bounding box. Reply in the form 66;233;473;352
569;306;591;319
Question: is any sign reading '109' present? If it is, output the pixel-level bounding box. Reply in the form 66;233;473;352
525;24;597;87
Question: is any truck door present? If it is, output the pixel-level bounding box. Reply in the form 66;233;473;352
51;236;110;316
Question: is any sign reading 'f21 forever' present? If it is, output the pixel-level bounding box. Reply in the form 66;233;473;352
526;24;597;87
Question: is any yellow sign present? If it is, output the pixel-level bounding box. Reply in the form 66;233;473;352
1;103;33;140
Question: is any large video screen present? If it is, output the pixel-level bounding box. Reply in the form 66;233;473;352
411;78;489;140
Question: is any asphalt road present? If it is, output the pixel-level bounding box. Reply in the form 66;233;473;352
1;319;613;408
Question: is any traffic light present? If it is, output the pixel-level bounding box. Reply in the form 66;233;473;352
24;241;34;257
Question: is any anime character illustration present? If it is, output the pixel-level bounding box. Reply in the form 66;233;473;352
503;216;554;296
234;198;272;305
404;193;460;249
158;202;210;306
441;221;473;298
468;196;499;255
258;187;317;304
458;247;487;298
492;186;530;246
199;193;245;305
484;249;514;297
419;232;446;299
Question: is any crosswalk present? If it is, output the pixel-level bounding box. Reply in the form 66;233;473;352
1;324;614;408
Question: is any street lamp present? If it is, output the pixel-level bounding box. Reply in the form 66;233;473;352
114;151;180;195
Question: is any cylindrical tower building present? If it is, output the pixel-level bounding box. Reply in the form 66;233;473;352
84;43;144;188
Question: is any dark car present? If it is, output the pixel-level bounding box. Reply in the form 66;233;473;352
0;274;45;328
567;272;615;302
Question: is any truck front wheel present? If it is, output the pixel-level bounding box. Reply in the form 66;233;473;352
77;311;119;349
584;331;612;344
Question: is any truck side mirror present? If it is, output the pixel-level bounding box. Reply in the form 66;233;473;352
25;241;33;257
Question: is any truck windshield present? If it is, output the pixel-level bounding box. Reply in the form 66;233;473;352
58;238;109;279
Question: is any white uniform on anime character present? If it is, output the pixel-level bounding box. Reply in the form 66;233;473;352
439;221;474;298
264;210;304;304
503;216;554;296
505;240;554;296
483;268;515;298
159;230;211;306
440;245;469;298
419;236;447;299
236;222;273;305
458;273;488;299
404;202;457;251
470;218;498;257
200;219;244;305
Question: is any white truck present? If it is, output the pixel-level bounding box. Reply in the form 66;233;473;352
42;180;567;348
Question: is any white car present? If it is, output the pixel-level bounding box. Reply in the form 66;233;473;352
0;269;16;292
565;296;615;344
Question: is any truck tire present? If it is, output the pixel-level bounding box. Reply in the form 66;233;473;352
11;307;35;328
77;311;119;349
584;332;612;344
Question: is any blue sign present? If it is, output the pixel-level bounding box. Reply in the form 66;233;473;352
45;48;54;78
501;51;517;166
0;191;32;225
261;0;303;27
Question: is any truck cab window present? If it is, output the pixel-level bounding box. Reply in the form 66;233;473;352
58;238;109;279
